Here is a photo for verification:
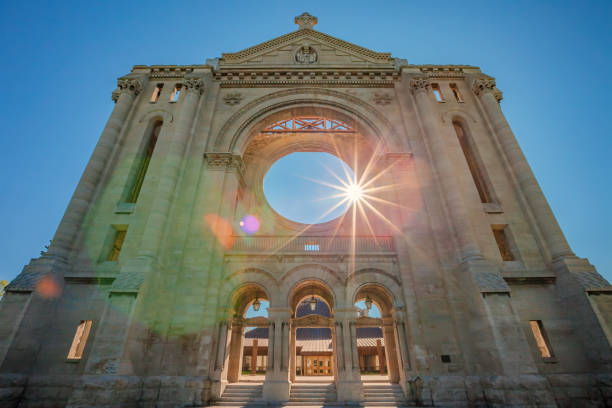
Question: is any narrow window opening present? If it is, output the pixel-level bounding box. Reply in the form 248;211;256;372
150;83;164;103
108;227;127;262
170;84;182;102
492;225;515;261
441;355;451;363
67;320;93;360
529;320;553;358
453;122;491;203
126;122;161;203
450;83;463;102
431;83;444;102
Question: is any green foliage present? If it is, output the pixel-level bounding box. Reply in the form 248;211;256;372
0;280;8;298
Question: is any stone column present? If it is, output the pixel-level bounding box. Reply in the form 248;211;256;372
227;319;245;383
382;317;400;383
376;339;386;374
410;77;483;262
335;309;362;403
210;319;232;399
263;308;290;401
392;314;411;385
289;325;296;382
251;339;258;375
48;77;143;260
472;78;574;260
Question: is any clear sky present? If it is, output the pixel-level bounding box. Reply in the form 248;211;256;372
0;1;610;284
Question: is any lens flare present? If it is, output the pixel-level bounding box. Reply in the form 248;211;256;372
204;214;235;250
35;274;62;299
240;215;260;235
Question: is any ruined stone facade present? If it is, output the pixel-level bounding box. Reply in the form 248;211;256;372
1;13;611;408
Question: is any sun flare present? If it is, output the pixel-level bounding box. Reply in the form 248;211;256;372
344;182;364;203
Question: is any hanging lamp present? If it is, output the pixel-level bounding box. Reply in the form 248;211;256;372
365;295;373;310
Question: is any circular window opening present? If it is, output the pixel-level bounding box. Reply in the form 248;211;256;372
264;152;355;225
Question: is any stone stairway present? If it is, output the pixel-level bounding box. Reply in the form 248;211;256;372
362;382;408;406
286;382;337;406
214;382;264;406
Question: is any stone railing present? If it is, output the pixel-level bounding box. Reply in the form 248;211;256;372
229;235;395;254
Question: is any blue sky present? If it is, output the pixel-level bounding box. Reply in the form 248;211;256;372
0;1;610;284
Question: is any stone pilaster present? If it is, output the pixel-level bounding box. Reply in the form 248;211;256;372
263;308;291;402
472;77;574;261
210;317;232;400
410;77;483;262
335;308;362;403
49;77;144;260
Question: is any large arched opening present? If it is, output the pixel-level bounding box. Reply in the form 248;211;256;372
222;283;270;384
353;283;404;384
289;279;336;382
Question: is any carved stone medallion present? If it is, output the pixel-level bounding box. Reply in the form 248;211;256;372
296;46;318;64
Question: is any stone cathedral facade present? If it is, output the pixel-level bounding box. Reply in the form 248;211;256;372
1;13;611;408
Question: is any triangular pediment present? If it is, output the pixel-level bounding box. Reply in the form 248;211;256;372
220;27;394;69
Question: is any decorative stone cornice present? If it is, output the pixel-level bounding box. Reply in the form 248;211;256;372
409;77;430;95
182;78;205;94
214;70;399;88
150;66;194;79
472;78;503;101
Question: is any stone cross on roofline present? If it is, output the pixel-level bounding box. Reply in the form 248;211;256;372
295;12;318;29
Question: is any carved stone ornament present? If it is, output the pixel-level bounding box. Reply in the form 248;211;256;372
296;46;318;64
409;77;430;94
116;78;143;98
182;78;204;94
374;93;392;105
223;93;243;106
294;12;318;29
472;78;495;95
204;152;245;177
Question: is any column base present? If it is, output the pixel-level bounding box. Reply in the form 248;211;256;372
336;379;363;404
210;378;228;401
262;379;290;402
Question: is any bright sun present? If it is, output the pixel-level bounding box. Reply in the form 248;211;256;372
344;183;364;202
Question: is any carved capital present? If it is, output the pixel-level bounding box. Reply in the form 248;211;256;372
183;78;204;94
204;152;245;177
472;78;501;99
409;77;430;95
117;78;143;96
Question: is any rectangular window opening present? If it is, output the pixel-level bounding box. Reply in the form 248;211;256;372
492;225;515;261
304;242;320;251
150;83;164;103
450;83;463;102
67;320;93;360
529;320;553;358
170;84;182;102
108;227;127;261
432;83;444;102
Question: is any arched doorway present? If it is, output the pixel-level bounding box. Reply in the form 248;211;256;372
222;284;270;384
288;279;336;383
354;283;404;384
